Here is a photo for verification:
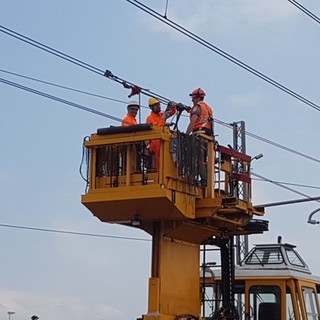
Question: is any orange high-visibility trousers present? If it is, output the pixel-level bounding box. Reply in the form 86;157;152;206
149;139;160;169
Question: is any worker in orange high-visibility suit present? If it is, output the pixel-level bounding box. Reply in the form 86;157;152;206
146;97;176;168
121;101;140;126
186;88;214;187
121;101;141;170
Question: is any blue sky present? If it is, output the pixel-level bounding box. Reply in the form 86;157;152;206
1;1;320;319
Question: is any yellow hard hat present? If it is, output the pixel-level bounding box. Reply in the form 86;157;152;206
148;97;160;107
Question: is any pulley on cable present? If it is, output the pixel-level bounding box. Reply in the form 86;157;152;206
104;69;166;102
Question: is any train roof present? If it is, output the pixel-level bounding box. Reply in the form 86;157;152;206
203;242;320;283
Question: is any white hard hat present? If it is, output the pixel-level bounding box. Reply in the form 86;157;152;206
127;100;140;108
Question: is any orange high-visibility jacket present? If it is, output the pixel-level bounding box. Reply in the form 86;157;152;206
190;101;213;132
146;111;174;169
121;114;137;126
146;112;166;126
146;112;164;169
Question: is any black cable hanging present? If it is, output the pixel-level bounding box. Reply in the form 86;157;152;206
79;136;90;192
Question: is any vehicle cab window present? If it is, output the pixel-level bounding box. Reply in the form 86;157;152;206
249;285;281;320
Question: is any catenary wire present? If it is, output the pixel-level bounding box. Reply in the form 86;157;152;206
252;172;320;204
0;68;127;104
252;178;320;190
0;77;123;123
0;76;154;126
0;223;151;242
0;68;152;111
288;0;320;25
124;0;320;113
215;118;320;164
0;25;103;75
0;25;168;103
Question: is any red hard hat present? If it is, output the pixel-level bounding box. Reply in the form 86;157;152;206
189;88;206;98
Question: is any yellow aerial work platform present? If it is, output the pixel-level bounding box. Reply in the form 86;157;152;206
81;123;265;320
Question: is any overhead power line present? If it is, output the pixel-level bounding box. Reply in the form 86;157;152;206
252;172;320;204
0;68;127;105
288;0;320;25
252;178;320;190
125;0;320;113
0;25;168;103
0;68;150;111
215;119;320;164
0;223;151;242
0;25;103;74
2;20;320;113
0;77;123;123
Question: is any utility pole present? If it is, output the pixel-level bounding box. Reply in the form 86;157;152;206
232;121;249;264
